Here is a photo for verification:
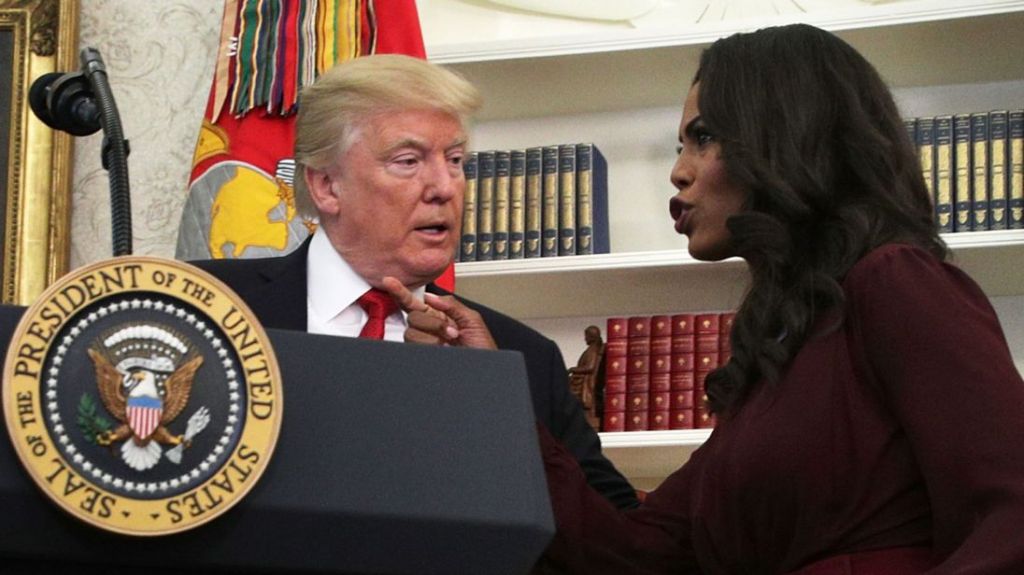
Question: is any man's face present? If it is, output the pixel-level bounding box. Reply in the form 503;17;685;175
311;108;467;288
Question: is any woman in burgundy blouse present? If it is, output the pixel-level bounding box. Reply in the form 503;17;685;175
395;23;1024;574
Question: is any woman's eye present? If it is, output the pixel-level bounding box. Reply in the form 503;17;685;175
696;130;715;147
676;144;684;155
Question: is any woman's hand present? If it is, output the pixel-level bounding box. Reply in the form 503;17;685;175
381;277;498;350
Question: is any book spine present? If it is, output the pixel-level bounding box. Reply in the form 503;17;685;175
989;111;1009;229
904;117;917;146
575;143;595;256
476;151;495;260
669;314;695;430
1008;110;1024;229
915;117;942;231
541;146;559;257
492;150;511;260
649;315;672;431
574;143;610;255
602;317;629;432
625;316;651;432
970;112;990;231
524;147;542;258
953;114;973;232
934;115;954;233
694;313;720;429
508;150;526;259
460;152;478;262
719;312;735;366
558;144;577;256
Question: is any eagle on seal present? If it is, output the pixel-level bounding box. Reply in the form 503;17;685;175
87;348;204;471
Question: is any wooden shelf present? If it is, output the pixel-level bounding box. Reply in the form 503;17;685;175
600;430;711;490
430;3;1024;120
455;231;1024;319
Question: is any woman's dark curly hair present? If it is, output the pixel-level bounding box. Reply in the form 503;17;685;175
696;24;948;415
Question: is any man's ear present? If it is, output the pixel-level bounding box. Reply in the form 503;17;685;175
305;166;340;216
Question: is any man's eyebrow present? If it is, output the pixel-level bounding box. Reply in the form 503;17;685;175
382;135;468;154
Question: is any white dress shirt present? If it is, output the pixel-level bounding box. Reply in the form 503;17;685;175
305;230;423;342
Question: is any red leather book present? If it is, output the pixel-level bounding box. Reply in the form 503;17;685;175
671;313;695;354
719;311;735;365
695;313;720;353
694;369;716;429
649;408;669;431
669;408;694;430
625;316;652;431
650;315;672;356
602;317;629;432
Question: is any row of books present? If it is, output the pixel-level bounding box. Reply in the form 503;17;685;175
457;144;610;262
602;312;735;432
906;109;1024;232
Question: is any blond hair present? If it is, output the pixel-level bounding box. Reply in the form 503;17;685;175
293;54;482;216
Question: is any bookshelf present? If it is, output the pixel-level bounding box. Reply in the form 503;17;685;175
423;0;1024;485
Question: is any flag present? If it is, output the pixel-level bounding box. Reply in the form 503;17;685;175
177;0;455;290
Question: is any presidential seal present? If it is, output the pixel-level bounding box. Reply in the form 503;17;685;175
2;257;282;536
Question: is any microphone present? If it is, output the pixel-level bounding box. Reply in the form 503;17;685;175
30;47;133;256
28;71;101;136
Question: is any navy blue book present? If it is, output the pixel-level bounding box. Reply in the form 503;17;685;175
557;144;577;256
509;150;526;259
524;147;543;258
476;150;496;261
575;143;610;255
933;115;954;234
914;117;937;230
989;111;1009;230
1009;110;1024;229
460;152;478;262
953;114;973;232
970;113;990;231
541;146;559;257
492;150;511;260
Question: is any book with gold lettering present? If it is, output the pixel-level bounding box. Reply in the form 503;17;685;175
492;150;511;260
524;147;543;258
558;144;577;256
459;152;478;262
953;114;973;232
602;317;629;432
914;117;938;229
508;150;526;259
541;146;559;257
970;113;990;230
989;111;1009;229
1009;110;1024;229
476;151;495;260
933;115;954;234
574;143;610;255
625;316;651;432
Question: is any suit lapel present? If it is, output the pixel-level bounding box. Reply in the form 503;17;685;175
244;240;310;331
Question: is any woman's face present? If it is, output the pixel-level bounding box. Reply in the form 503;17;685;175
669;82;749;261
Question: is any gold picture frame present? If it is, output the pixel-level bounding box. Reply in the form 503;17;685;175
1;0;77;305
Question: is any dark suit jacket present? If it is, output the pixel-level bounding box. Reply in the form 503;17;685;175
191;241;638;509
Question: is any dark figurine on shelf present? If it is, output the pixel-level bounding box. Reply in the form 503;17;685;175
568;325;605;430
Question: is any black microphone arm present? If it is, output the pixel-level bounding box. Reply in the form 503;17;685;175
29;47;132;257
80;47;132;257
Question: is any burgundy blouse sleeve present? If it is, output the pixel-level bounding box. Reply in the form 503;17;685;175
537;422;701;574
844;245;1024;573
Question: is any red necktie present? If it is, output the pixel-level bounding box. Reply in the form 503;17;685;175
357;288;399;340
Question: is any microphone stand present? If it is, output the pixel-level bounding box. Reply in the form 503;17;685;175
80;47;132;257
